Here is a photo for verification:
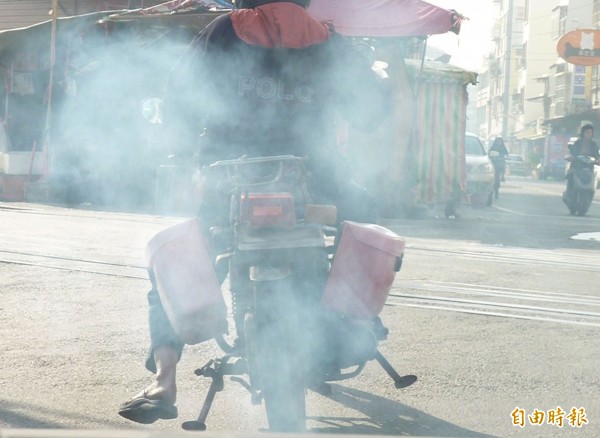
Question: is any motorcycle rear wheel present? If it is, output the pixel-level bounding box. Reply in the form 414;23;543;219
493;170;501;200
486;190;493;207
247;280;307;432
576;192;590;216
263;364;306;432
563;189;577;215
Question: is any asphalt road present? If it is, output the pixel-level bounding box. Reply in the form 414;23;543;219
0;175;598;437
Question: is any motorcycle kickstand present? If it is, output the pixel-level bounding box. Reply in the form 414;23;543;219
374;350;417;389
182;359;225;431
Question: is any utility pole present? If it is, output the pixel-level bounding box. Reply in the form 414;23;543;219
42;0;59;177
502;0;514;140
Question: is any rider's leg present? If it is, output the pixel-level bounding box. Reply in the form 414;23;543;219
137;282;185;403
326;180;378;252
334;181;378;224
135;345;179;404
494;163;504;199
567;171;574;193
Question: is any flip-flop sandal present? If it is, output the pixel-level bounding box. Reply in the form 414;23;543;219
118;392;178;424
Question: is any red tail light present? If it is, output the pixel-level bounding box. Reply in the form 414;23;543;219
240;192;296;227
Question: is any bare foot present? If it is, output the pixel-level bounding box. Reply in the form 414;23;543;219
131;380;176;405
126;345;178;405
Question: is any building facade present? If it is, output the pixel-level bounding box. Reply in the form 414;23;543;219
476;0;600;162
512;0;560;158
476;0;526;149
542;0;600;154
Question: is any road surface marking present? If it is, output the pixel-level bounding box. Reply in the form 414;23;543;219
493;205;600;221
410;245;600;272
571;232;600;241
386;301;600;328
389;280;600;327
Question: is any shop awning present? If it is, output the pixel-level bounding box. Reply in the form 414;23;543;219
515;127;544;140
308;0;463;37
544;108;600;126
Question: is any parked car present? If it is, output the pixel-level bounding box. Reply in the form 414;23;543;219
506;154;531;176
465;132;495;207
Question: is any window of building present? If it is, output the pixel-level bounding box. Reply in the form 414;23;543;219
559;6;567;37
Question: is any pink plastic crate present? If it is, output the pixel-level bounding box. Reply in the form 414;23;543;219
322;221;405;319
146;218;227;344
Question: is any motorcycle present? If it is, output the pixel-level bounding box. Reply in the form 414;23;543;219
562;154;598;216
146;153;416;432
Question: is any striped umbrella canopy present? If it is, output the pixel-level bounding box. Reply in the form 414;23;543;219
404;60;477;204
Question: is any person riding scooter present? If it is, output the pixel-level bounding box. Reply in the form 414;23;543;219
118;0;393;425
562;124;600;215
566;124;600;194
489;137;509;181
